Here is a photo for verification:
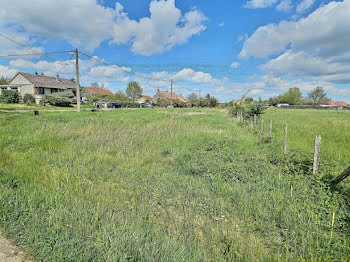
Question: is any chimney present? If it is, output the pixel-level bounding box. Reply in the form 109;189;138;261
41;73;44;76
35;72;38;75
56;73;59;81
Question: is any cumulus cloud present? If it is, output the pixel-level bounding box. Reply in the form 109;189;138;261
111;0;207;55
0;0;207;55
239;0;350;84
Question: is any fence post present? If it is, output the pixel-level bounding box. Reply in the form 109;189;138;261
312;135;321;175
260;116;264;136
253;114;257;130
268;120;272;142
283;124;288;155
240;111;243;122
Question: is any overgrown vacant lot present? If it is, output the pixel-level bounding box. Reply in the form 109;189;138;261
0;108;349;261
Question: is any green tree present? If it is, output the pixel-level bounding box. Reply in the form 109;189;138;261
126;81;142;102
187;93;198;103
69;78;76;83
307;87;328;105
114;90;130;102
0;76;9;85
280;87;304;105
23;94;35;104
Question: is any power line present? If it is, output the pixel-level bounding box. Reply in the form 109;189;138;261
0;51;73;58
56;53;75;75
79;51;170;83
0;33;69;62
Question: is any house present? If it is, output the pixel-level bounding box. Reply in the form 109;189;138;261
81;87;113;103
136;95;152;104
153;89;187;103
335;101;347;107
321;100;336;106
2;72;77;104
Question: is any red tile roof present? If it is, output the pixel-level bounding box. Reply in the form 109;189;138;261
84;87;113;96
322;100;336;105
336;101;347;107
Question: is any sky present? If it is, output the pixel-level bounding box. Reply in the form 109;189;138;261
0;0;350;102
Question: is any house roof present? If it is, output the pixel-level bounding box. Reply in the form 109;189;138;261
83;87;113;96
336;101;347;107
10;72;76;90
138;95;152;100
322;100;336;105
153;90;187;102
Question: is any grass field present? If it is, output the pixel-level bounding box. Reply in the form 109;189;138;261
0;108;349;261
263;108;350;173
0;103;94;111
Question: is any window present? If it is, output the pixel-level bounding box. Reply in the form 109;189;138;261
51;88;58;93
38;87;44;94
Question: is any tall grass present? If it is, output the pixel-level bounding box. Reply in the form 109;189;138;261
0;108;349;261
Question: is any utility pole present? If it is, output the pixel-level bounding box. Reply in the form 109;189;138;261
170;79;173;107
75;48;81;112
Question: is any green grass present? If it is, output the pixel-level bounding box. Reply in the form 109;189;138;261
0;108;349;261
263;108;350;174
0;103;94;111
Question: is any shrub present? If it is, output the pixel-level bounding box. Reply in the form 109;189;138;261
229;101;266;119
0;90;21;103
23;94;35;104
40;93;72;107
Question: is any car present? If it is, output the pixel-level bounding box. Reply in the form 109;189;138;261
107;102;122;108
140;103;153;108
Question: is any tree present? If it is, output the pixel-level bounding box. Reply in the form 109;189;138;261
69;78;76;83
114;90;130;102
307;87;328;105
23;94;35;104
280;87;304;105
91;82;104;89
126;81;142;102
187;93;198;103
0;76;9;85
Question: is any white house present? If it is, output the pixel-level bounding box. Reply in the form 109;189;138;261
1;72;77;104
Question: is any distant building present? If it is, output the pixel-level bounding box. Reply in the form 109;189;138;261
321;100;336;106
153;89;187;103
136;95;152;104
335;101;347;107
1;72;76;104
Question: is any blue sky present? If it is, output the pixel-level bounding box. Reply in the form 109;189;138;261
1;0;350;102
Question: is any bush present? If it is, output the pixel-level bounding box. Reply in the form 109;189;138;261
229;101;266;119
40;93;72;107
0;90;21;103
23;94;35;104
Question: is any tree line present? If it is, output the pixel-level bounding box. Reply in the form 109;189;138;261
267;86;330;106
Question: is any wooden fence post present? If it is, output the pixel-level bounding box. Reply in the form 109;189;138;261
260;116;264;136
312;135;321;175
268;120;272;142
253;114;257;130
283;124;288;155
240;111;243;122
330;165;350;185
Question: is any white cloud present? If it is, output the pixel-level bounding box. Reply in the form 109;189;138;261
219;22;225;27
296;0;316;13
230;62;240;68
0;65;18;79
244;0;279;8
111;0;207;55
0;0;207;55
239;0;350;85
276;0;293;12
173;68;219;84
240;1;350;59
